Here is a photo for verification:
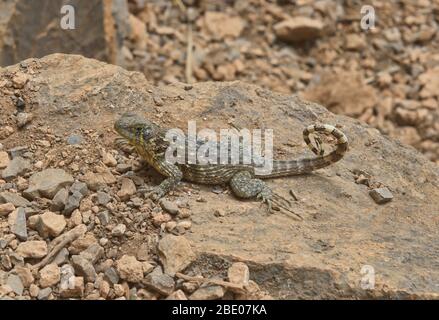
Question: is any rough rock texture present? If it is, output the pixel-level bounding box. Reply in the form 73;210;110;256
157;235;196;276
0;54;439;299
24;169;74;200
273;17;323;43
16;241;48;259
0;0;130;67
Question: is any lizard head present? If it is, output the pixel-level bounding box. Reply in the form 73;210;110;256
114;113;156;144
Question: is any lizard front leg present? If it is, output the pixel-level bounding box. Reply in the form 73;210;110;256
230;171;302;220
145;162;183;201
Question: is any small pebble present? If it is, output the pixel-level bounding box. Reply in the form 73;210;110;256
369;187;393;204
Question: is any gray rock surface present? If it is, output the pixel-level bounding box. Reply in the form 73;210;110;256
0;0;130;66
24;169;74;200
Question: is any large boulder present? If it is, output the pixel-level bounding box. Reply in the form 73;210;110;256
0;0;129;67
1;54;439;299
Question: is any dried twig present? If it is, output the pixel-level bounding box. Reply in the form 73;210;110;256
32;224;87;271
185;23;194;84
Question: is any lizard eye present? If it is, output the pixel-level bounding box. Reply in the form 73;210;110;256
143;128;151;139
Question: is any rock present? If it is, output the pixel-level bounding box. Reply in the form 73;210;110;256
63;191;84;216
0;241;6;250
131;197;143;207
189;285;225;300
8;146;28;159
113;284;126;297
51;188;69;211
418;66;439;98
16;240;47;259
142;262;154;275
53;248;69;266
69;210;83;227
236;280;272;300
37;211;66;238
80;243;104;264
67;134;83;145
1;255;12;270
14;266;34;287
151;212;172;227
302;70;378;116
0;192;31;207
165;221;177;232
102;150;117;167
71;255;97;282
0;151;9;169
82;169;116;191
181;281;200;294
157;235;196;276
369;187;394;204
7;274;24;295
69;182;88;196
16;112;33;128
39;264;60;288
112;224;126;237
96;191;111;205
104;267;119;285
136;242;149;262
69;233;97;254
274;17;323;43
11;72;29;89
116;255;144;283
160;199;179;215
166;290;187;300
37;287;52;300
1;156;31;180
9;252;23;266
204;12;244;39
0;270;7;284
8;207;27;240
99;280;110;298
128;13;147;46
142;267;175;296
0;203;15;217
29;284;39;298
227;262;250;287
24;169;74;199
176;220;192;230
97;210;110;225
345;34;367;50
59;275;84;298
117;177;136;201
0;285;12;297
116;164;131;174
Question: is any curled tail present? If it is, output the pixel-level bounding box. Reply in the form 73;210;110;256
256;124;348;178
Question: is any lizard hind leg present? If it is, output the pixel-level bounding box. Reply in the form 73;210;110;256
230;171;303;221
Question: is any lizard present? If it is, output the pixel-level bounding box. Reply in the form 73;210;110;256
114;113;348;220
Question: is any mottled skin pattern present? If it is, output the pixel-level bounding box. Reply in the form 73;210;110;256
114;113;348;220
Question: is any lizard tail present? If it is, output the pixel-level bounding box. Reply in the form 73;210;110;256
256;124;348;178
